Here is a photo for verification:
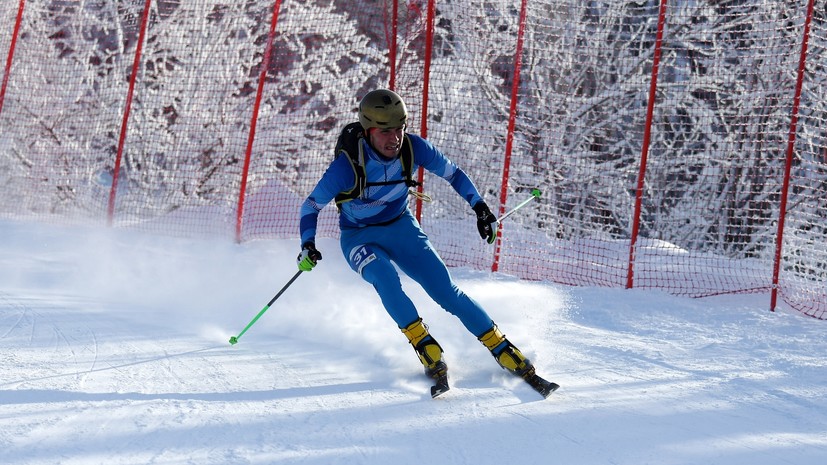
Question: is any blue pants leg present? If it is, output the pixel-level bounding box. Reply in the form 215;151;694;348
340;211;494;336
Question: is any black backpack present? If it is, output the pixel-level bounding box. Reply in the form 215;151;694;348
333;122;420;207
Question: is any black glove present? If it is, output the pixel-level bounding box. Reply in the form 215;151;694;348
297;242;323;271
472;202;498;244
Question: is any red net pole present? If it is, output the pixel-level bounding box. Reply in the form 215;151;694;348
626;0;668;289
414;0;436;222
0;0;25;116
389;0;398;90
235;0;284;243
771;0;816;311
491;0;529;273
107;0;152;226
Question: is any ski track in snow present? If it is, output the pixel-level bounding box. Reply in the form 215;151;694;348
1;219;826;465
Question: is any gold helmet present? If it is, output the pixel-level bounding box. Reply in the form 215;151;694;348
358;89;408;130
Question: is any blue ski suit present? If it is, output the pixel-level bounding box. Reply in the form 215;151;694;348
299;132;495;336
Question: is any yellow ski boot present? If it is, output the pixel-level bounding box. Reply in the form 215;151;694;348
401;318;448;379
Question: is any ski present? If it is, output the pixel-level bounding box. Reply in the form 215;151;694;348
430;374;450;398
424;364;557;399
522;371;559;399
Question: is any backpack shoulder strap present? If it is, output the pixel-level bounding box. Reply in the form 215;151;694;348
398;135;420;188
334;122;366;206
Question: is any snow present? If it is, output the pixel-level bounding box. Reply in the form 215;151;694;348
1;217;826;465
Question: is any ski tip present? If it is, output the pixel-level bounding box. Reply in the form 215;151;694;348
542;382;560;398
430;376;450;398
522;372;559;399
431;385;449;398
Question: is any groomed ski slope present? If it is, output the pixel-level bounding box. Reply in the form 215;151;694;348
1;218;826;465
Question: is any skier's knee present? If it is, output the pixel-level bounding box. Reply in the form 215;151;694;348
361;258;398;288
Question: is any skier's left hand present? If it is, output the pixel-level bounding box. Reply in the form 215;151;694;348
472;201;498;244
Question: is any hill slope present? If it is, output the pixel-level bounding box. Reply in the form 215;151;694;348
1;219;825;465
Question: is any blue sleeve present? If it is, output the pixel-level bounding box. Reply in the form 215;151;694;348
299;155;355;245
409;134;483;207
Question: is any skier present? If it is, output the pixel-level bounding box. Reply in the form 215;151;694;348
297;89;554;396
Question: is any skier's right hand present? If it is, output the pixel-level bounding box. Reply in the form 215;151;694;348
297;242;322;272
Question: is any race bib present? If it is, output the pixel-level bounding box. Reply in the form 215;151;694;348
349;244;377;274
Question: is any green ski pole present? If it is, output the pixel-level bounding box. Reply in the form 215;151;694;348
497;188;542;223
229;269;303;345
